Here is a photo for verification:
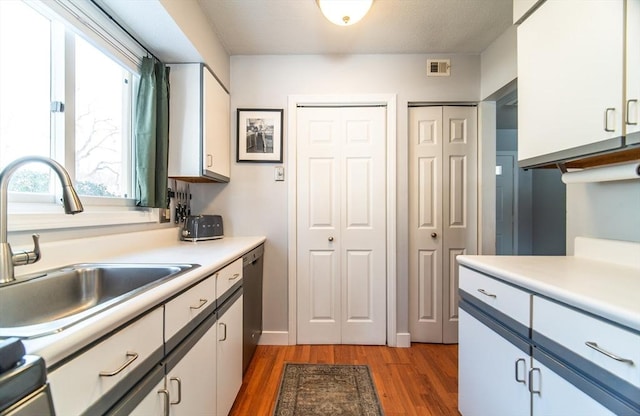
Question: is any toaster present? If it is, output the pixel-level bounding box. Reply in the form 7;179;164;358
181;215;224;241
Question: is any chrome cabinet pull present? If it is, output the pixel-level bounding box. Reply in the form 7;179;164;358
229;273;240;281
170;377;182;405
604;108;616;132
219;322;227;341
528;368;541;395
207;154;213;167
99;351;138;376
515;358;526;384
157;389;170;416
477;288;497;298
189;298;208;310
585;341;634;365
626;99;638;125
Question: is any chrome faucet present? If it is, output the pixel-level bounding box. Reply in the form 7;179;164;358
0;156;83;284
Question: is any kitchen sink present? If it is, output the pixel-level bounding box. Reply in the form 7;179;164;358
0;263;198;338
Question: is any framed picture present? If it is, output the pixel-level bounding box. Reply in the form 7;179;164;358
237;108;283;162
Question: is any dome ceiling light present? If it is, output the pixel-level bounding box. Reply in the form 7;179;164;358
316;0;374;26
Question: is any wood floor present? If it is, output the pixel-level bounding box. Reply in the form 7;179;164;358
229;343;460;416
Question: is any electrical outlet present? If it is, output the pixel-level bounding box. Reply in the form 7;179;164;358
275;166;285;181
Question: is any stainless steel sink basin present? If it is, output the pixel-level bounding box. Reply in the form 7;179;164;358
0;263;198;338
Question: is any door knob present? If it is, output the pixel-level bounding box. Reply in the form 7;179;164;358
328;236;334;242
431;232;437;238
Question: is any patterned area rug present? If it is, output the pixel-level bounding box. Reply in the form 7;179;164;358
273;363;384;416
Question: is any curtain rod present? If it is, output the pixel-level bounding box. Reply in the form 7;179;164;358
89;0;161;63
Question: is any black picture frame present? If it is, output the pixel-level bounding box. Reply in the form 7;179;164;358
236;108;284;163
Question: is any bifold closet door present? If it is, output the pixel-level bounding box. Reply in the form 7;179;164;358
409;105;478;343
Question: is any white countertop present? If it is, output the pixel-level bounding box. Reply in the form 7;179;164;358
457;253;640;332
17;234;265;368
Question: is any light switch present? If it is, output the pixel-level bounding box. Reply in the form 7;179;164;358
495;166;503;176
275;166;285;181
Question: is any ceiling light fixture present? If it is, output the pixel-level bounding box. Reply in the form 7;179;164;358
316;0;373;26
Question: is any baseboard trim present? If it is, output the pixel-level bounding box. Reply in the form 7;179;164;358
258;331;290;345
258;331;411;347
396;333;411;348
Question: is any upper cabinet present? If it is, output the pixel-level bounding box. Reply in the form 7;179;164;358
168;63;230;182
517;0;640;168
627;0;640;144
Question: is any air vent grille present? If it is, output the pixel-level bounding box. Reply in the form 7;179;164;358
427;59;451;77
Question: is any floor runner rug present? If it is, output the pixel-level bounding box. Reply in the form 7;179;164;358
273;363;384;416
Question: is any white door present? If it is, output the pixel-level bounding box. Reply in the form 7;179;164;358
296;106;387;345
409;106;477;343
496;153;516;255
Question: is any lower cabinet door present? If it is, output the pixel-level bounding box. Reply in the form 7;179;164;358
217;294;243;416
129;379;166;416
459;309;530;416
531;358;615;416
167;319;217;416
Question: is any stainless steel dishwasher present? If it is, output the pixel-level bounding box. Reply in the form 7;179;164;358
242;244;264;374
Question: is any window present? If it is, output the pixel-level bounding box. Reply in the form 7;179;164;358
0;0;135;201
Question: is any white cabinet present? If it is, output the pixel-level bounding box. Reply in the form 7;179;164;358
530;357;614;416
459;265;640;416
168;63;230;182
165;316;217;416
216;293;243;416
459;309;530;416
48;307;164;415
517;0;625;166
458;267;531;415
165;274;216;351
626;0;640;142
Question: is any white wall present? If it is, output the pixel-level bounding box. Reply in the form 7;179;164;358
480;25;517;100
191;54;481;336
566;181;640;254
159;0;230;87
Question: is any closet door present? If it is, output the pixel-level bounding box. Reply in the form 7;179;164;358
296;106;387;345
409;106;477;343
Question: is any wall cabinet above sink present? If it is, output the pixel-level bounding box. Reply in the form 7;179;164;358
168;63;230;183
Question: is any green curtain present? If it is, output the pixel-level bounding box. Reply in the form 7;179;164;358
134;57;169;208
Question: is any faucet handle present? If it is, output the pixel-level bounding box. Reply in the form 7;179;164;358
12;234;41;267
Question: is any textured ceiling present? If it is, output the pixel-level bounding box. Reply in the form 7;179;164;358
197;0;514;55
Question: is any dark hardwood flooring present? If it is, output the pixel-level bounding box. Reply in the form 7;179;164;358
229;343;460;416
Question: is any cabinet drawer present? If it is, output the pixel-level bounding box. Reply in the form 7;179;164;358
48;307;163;415
216;258;242;300
165;275;216;347
533;296;640;388
459;266;531;327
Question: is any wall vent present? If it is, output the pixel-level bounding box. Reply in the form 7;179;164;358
427;59;451;77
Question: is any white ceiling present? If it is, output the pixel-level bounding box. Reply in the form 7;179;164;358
197;0;514;55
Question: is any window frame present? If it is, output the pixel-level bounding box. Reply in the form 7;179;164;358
3;0;159;232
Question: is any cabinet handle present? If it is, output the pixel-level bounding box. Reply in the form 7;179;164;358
219;322;227;341
157;389;170;416
189;298;208;310
585;341;634;365
207;154;213;167
528;367;541;395
514;358;526;384
626;99;638;125
170;377;182;405
604;108;616;132
477;288;497;298
99;351;138;376
229;273;240;281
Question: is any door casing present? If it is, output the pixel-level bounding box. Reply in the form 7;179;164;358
287;94;397;346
